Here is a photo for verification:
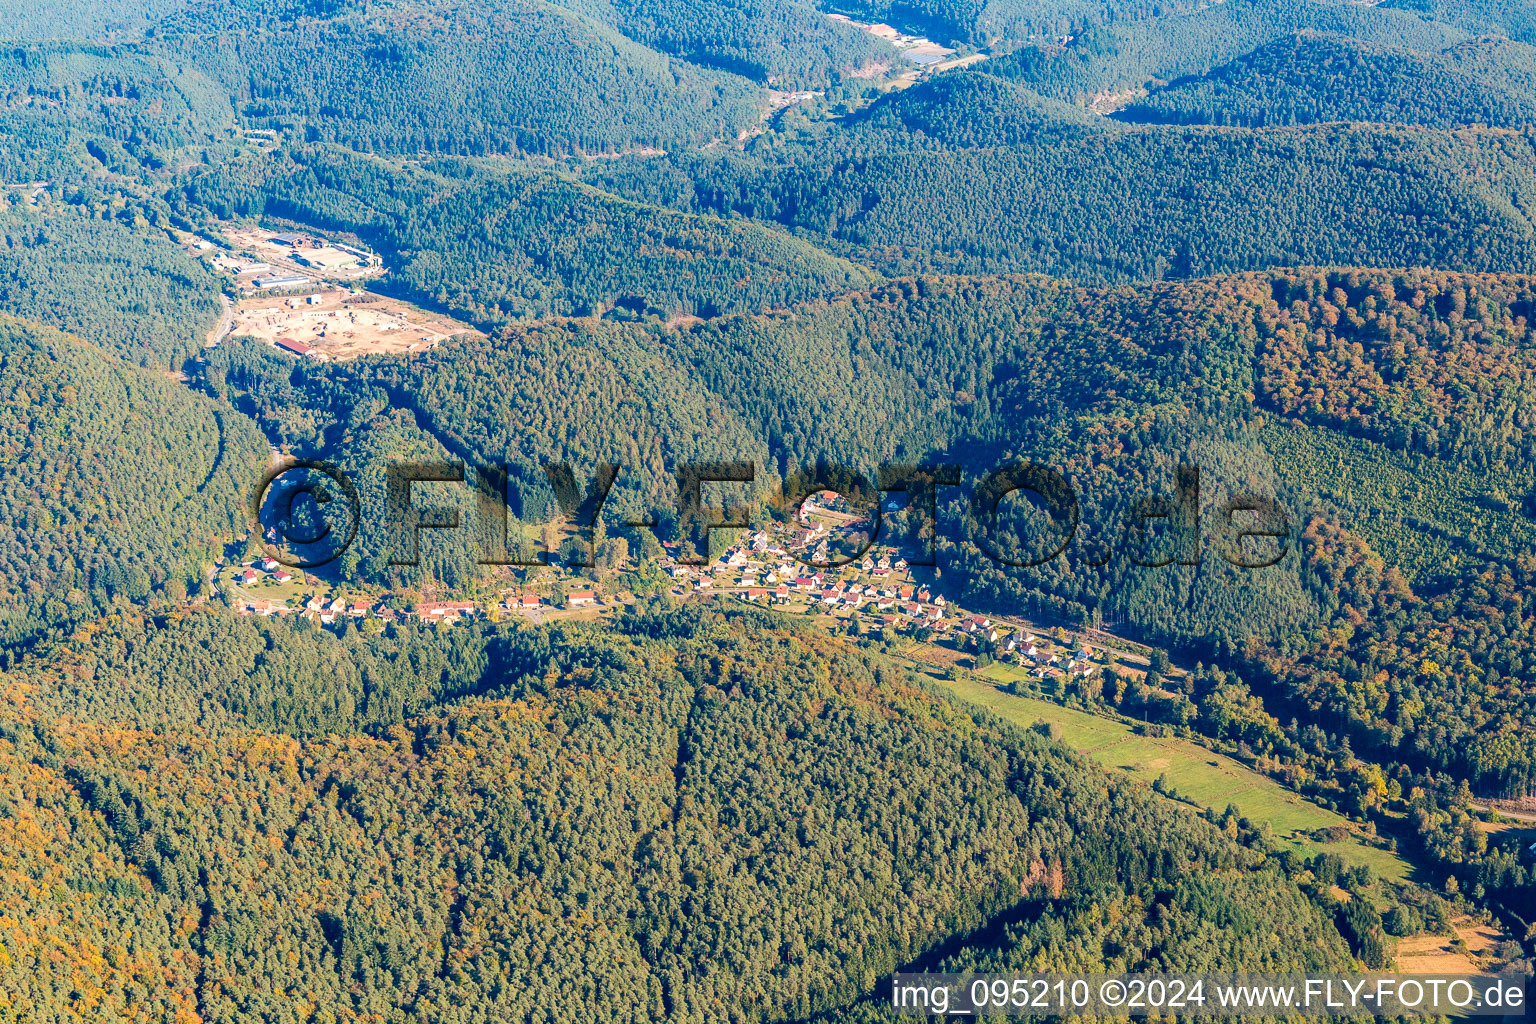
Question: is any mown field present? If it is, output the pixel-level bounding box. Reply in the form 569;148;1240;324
949;665;1415;883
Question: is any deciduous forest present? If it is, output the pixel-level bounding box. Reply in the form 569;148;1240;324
1;0;1535;1017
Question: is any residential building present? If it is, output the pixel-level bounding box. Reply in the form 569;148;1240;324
417;600;475;619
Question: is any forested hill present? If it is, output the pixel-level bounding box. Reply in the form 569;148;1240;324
1118;34;1536;129
1382;0;1536;44
0;191;226;367
0;0;193;42
0;42;238;183
5;0;894;88
214;267;1536;526
547;0;897;84
0;315;269;648
181;145;880;324
167;0;765;158
984;0;1468;102
585;108;1536;282
0;0;780;162
0;606;1355;1020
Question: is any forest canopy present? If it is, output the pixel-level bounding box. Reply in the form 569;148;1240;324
0;315;268;645
3;0;1536;1013
0;606;1357;1020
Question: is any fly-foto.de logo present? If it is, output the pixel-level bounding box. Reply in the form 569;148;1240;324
250;459;1289;571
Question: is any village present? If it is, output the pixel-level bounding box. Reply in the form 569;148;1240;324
222;487;1134;690
225;551;598;626
216;492;1533;963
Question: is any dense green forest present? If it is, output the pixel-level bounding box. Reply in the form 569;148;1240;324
0;0;800;159
212;267;1536;533
165;0;767;158
552;0;896;84
0;41;237;182
1120;34;1536;129
585;89;1536;282
0;606;1358;1020
0;0;892;90
0;0;194;42
0;192;225;366
985;0;1466;102
0;315;268;648
1382;0;1536;44
1261;422;1536;582
182;145;879;324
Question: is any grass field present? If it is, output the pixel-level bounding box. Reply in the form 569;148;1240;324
228;575;310;606
943;667;1415;883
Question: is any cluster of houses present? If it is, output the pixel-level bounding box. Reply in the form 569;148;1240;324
740;571;936;616
240;593;378;623
237;588;599;623
228;514;1106;683
665;530;914;590
999;633;1102;681
235;556;297;587
793;492;874;561
670;526;1106;682
395;590;595;621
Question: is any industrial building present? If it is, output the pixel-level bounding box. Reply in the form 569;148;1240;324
253;274;313;290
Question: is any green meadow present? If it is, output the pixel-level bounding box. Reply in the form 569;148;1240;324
946;667;1415;884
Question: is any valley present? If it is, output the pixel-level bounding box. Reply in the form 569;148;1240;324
1;0;1536;1018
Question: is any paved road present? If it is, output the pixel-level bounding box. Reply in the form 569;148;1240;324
1470;802;1536;824
206;293;236;347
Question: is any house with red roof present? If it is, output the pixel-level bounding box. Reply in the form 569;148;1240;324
417;600;476;619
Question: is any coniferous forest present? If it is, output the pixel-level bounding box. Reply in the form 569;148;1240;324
1;0;1536;1018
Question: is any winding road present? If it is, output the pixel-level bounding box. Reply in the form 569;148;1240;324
206;293;235;347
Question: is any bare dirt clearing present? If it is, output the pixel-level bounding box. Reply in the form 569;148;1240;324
232;290;482;360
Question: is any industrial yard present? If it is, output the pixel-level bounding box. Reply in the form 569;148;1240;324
177;220;477;359
229;290;482;361
221;224;383;284
180;221;384;297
